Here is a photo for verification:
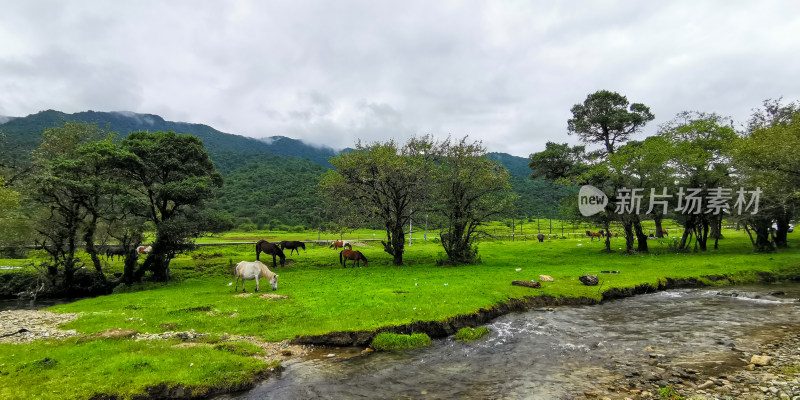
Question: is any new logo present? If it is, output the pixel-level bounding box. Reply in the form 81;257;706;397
578;185;608;216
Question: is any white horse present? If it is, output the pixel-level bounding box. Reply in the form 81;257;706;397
234;260;279;292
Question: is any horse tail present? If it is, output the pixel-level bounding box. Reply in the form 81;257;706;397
255;241;260;261
339;250;343;266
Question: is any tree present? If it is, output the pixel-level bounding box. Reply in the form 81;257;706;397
121;131;224;281
320;137;435;265
528;142;588;181
568;90;654;155
434;137;514;264
567;90;655;253
29;122;107;289
0;177;31;257
735;106;800;250
659;112;736;251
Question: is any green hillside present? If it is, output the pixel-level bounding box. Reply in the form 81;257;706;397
0;110;338;173
1;110;570;225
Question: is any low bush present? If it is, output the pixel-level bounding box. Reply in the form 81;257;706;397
454;326;490;342
370;332;432;351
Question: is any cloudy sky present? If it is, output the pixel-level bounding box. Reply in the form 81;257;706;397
2;1;799;156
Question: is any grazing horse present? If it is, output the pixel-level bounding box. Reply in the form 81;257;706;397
234;260;279;292
340;249;368;268
329;240;352;250
137;245;152;254
585;231;604;241
279;241;306;256
661;229;669;237
105;246;126;261
255;240;286;268
537;233;545;242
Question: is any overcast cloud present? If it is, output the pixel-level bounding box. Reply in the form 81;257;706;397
1;1;799;156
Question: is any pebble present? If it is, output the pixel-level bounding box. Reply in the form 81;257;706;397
0;310;81;343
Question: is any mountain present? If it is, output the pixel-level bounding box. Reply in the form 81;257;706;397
0;116;14;124
0;110;337;173
0;109;569;223
488;152;572;219
258;136;338;167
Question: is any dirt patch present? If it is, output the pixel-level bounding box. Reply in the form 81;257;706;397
96;328;140;339
0;309;81;343
235;293;252;298
259;294;289;300
172;342;212;349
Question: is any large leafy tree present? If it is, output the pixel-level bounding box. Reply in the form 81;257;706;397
608;135;676;251
320;137;435;265
434;137;514;264
735;105;800;250
567;90;655;253
568;90;654;155
659;112;736;251
122;131;224;281
29;122;108;289
528;142;588;182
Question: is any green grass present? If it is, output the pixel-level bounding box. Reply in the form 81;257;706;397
43;230;800;341
2;228;800;399
455;326;490;342
370;332;432;351
0;338;273;400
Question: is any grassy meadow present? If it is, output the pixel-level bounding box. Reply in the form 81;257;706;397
1;226;799;399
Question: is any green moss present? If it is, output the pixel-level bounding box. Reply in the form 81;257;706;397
455;326;490;342
370;332;432;351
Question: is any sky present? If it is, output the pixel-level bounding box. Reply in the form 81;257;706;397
1;1;799;157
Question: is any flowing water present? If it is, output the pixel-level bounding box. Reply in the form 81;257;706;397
0;297;84;311
218;284;800;400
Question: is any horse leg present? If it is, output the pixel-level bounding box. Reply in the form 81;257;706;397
235;276;239;292
273;254;277;268
255;275;260;293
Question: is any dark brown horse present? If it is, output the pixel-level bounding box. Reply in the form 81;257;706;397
279;240;306;256
105;246;126;261
586;231;603;241
329;240;352;250
340;249;368;268
256;240;286;268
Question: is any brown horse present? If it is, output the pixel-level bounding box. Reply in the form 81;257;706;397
329;240;352;250
255;240;286;268
586;231;604;241
340;249;368;268
661;229;669;237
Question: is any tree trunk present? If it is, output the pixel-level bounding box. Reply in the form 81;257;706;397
709;217;723;240
752;220;775;253
83;214;106;279
654;216;664;238
679;221;692;249
696;221;708;252
774;212;791;249
622;220;634;253
391;225;405;265
633;218;648;253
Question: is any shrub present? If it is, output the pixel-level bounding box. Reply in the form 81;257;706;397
370;332;432;351
455;326;490;342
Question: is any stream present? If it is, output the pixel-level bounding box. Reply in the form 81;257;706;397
217;284;800;399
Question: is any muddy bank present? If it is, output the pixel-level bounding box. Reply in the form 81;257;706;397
290;273;793;347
